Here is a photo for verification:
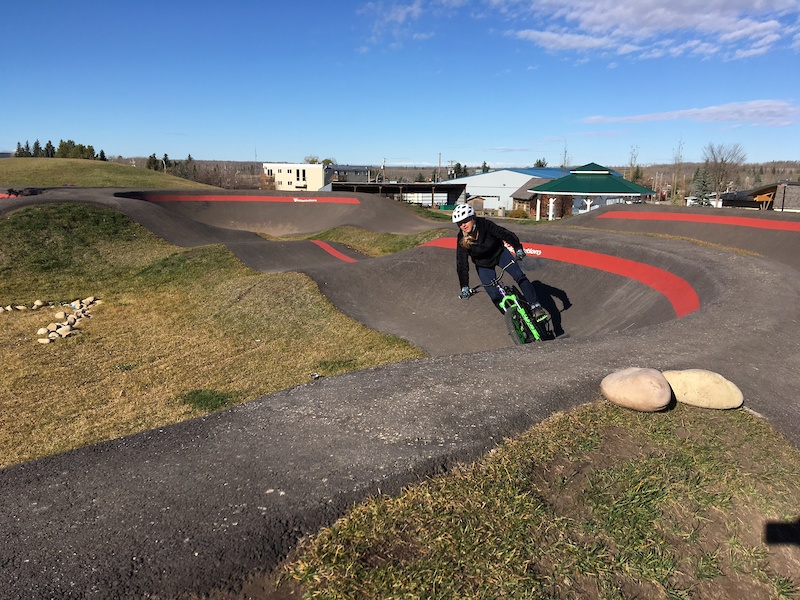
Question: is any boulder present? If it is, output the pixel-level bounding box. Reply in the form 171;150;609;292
37;338;52;344
601;367;672;412
662;369;743;409
54;311;67;320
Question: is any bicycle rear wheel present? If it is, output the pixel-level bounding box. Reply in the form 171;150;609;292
505;309;533;345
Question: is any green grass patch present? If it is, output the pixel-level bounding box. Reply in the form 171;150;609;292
302;225;451;257
407;204;455;222
180;389;239;412
284;401;800;598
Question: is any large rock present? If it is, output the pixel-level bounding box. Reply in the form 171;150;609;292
663;369;743;409
601;367;672;412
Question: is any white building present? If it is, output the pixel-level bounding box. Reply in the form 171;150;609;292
262;163;370;192
262;162;325;191
447;168;568;212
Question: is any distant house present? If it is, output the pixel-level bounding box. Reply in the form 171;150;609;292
262;162;369;191
0;152;12;159
262;162;324;191
445;167;568;213
511;177;557;217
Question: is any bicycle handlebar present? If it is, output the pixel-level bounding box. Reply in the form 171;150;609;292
460;259;517;298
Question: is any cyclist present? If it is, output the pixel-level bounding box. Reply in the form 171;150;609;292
453;203;548;321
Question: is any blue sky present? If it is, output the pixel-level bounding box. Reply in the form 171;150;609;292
4;0;799;169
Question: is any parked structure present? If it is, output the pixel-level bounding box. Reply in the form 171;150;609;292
328;180;466;207
721;181;800;212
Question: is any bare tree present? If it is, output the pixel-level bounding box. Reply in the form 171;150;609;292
560;142;571;170
671;138;684;205
702;142;747;202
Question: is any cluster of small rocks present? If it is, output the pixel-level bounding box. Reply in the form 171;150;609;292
601;367;743;412
2;297;101;344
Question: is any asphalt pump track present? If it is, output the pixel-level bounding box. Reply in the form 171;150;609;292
1;188;798;599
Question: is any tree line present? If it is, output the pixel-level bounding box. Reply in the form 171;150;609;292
14;139;107;161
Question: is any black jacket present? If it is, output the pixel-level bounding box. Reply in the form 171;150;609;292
456;217;523;288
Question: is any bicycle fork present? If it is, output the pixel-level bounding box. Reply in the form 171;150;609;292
498;294;541;341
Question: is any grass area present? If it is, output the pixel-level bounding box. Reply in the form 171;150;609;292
300;225;452;257
0;203;425;467
0;157;216;189
282;401;800;598
407;204;455;223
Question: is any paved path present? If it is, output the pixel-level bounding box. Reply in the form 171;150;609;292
1;189;798;599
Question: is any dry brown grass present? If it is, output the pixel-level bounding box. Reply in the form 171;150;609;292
0;205;425;468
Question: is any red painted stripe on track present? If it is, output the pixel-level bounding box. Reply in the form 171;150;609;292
147;194;360;204
311;240;359;263
424;237;700;318
599;211;800;232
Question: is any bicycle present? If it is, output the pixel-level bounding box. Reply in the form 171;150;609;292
461;260;552;345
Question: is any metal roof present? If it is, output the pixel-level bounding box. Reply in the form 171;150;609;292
508;167;571;179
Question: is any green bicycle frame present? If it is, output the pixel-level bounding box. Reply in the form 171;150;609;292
499;292;541;341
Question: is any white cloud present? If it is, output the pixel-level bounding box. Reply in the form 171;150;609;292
512;29;614;50
355;0;799;59
495;0;800;60
583;99;800;127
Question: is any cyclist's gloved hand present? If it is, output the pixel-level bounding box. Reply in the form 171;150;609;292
515;248;526;261
460;286;472;299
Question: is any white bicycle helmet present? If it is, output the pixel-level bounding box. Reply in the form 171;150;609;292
452;203;476;224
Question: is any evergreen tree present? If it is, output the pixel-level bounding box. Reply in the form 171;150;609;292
693;164;713;202
56;139;75;158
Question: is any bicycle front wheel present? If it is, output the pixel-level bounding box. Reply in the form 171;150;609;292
505;309;533;345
